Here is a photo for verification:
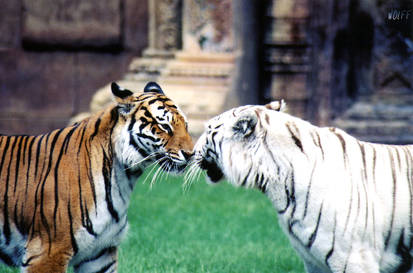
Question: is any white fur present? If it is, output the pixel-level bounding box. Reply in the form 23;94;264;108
194;103;413;273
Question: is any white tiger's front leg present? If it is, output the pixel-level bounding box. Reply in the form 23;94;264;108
73;246;118;273
304;262;327;273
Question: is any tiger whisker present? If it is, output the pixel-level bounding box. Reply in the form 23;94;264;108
150;160;166;188
124;152;161;171
183;158;202;190
141;158;163;185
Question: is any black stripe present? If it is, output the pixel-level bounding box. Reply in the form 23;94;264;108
286;123;304;153
303;163;316;220
395;229;413;273
241;167;252;187
51;126;77;231
34;135;46;179
310;131;325;159
136;133;160;142
307;203;323;248
385;148;397;250
25;137;36;198
77;163;96;236
277;182;290;214
129;135;149;158
343;180;354;234
325;212;337;267
255;174;267;193
84;144;97;211
67;200;79;254
102;149;119;222
90;118;101;140
14;136;24;194
148;97;171;105
402;147;413;250
74;247;116;271
93;261;116;273
332;130;347;167
77;125;87;155
39;130;64;250
4;137;18;244
21;135;30;165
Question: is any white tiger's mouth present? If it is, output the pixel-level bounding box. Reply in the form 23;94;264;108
200;158;224;183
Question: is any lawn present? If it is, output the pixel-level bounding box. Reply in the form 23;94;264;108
0;169;304;273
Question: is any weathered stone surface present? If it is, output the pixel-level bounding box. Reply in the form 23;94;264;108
148;0;182;52
124;0;149;51
22;0;121;48
0;0;21;49
270;0;309;18
183;0;233;52
0;50;135;135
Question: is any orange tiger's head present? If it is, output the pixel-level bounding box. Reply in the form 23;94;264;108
111;82;193;173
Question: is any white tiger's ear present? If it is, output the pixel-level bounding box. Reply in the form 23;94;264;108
233;114;257;137
111;82;135;115
265;100;287;112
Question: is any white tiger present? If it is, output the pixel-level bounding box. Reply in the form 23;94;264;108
190;101;413;273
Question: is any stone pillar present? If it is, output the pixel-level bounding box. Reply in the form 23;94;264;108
127;0;182;81
146;0;182;56
263;0;310;118
182;0;233;53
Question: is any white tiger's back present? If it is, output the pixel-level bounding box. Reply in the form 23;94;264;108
194;102;413;273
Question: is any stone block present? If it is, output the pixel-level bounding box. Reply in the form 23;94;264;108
0;51;76;117
266;18;307;44
124;0;149;51
22;0;121;48
269;0;309;18
0;1;21;49
269;74;308;100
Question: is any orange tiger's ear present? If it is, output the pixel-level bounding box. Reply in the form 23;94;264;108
265;100;287;112
111;82;135;115
144;81;164;94
111;82;134;102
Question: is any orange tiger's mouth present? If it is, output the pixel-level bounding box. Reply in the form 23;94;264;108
200;158;224;183
158;156;188;174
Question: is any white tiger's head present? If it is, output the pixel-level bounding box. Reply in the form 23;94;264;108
193;100;304;191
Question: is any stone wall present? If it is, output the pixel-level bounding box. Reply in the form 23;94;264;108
0;0;148;135
307;0;413;143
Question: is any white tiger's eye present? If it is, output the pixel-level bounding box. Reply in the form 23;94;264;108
233;115;257;138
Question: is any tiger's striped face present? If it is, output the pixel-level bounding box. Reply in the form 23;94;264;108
194;101;286;187
112;83;193;174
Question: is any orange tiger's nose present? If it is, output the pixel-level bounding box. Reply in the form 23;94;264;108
181;151;193;161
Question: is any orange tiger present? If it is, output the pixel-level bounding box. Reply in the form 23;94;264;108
0;82;193;273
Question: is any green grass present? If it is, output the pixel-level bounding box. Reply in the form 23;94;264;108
0;170;304;273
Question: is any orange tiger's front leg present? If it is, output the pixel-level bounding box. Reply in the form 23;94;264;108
22;238;72;273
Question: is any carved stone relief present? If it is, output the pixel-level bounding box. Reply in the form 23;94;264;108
183;0;233;52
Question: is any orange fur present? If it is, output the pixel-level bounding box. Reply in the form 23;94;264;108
0;84;193;272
